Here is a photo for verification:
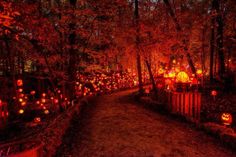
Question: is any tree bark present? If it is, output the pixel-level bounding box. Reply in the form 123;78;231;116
145;60;158;95
214;0;225;79
210;17;215;82
163;0;196;75
134;0;144;94
68;0;77;99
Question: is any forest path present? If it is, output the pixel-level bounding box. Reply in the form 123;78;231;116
55;89;235;157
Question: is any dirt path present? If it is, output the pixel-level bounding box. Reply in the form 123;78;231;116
55;90;236;157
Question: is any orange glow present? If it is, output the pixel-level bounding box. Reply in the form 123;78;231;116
42;93;46;97
54;99;59;104
176;71;189;83
41;98;46;103
196;69;203;75
18;109;24;114
221;113;233;125
44;110;49;114
36;101;40;105
34;117;41;123
17;79;23;86
168;71;176;78
211;90;217;96
21;101;26;106
19;98;23;102
30;90;36;95
18;88;23;93
145;88;150;94
158;68;165;75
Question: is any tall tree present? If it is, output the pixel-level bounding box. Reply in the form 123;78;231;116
163;0;196;75
134;0;144;94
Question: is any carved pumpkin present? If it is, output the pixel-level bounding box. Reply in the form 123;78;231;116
211;90;217;96
176;71;189;83
221;113;233;125
17;79;23;86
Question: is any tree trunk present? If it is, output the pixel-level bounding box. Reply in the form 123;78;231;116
163;0;196;75
214;0;225;79
4;36;16;98
210;17;215;82
145;60;157;95
68;0;77;99
134;0;144;94
201;25;206;85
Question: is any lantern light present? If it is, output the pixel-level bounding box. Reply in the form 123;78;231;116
196;69;203;76
176;71;189;83
18;109;24;114
221;113;233;126
34;117;41;123
54;99;59;104
44;110;49;114
21;101;26;106
30;90;36;95
18;88;23;93
19;98;23;102
211;90;217;96
41;98;46;103
17;79;23;86
211;90;217;101
42;93;46;97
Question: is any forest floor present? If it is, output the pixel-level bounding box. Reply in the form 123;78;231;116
55;89;236;157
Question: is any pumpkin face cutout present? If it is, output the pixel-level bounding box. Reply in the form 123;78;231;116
221;113;233;126
176;71;189;83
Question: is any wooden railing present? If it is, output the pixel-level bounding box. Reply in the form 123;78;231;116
167;91;201;122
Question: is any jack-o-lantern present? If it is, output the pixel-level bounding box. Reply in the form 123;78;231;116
34;117;41;123
176;71;189;83
17;79;23;86
211;90;217;96
221;113;233;126
145;88;150;94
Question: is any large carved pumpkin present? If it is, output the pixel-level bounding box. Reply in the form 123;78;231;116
221;113;233;126
176;71;189;83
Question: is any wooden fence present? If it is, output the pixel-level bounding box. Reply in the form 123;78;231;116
167;91;201;122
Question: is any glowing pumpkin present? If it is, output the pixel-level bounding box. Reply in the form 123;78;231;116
44;110;49;114
30;90;36;95
221;113;233;125
211;90;217;96
18;109;24;114
176;71;189;83
34;117;41;123
54;99;59;104
145;88;150;94
18;88;23;93
196;69;203;75
17;79;23;86
41;98;46;103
